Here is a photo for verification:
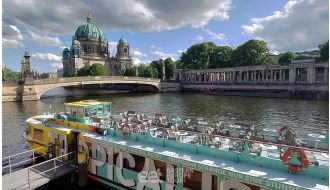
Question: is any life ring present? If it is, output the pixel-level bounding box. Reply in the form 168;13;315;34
120;123;132;138
279;126;296;138
282;149;309;172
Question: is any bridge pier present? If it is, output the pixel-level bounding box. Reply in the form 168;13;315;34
21;85;40;101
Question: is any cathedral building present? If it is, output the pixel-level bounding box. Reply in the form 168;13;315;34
62;11;133;77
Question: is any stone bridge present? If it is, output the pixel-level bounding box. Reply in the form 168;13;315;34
3;76;180;102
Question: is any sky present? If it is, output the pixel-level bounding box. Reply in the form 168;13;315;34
2;0;329;73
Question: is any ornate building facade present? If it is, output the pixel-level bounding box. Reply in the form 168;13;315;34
62;11;133;77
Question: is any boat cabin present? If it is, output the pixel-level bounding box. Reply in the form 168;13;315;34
63;100;112;123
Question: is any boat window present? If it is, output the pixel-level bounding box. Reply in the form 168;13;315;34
71;107;78;117
34;128;44;142
104;104;111;115
182;167;201;190
123;153;144;172
77;108;84;118
97;106;103;116
154;159;167;181
85;107;97;117
65;106;71;115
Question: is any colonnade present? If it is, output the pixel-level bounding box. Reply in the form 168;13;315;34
174;61;329;84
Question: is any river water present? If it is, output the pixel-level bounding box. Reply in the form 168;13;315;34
2;87;328;187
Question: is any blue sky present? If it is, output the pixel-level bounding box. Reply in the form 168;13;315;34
2;0;328;72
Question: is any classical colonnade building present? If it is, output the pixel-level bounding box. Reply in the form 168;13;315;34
174;59;328;85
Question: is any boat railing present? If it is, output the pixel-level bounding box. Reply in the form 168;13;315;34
3;151;76;189
105;117;329;168
2;146;49;175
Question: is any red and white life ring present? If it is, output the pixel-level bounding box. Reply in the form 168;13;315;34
279;126;296;138
282;149;309;172
120;123;132;138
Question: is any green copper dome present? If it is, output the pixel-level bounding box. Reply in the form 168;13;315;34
72;39;81;46
118;38;128;45
74;13;105;41
62;47;70;53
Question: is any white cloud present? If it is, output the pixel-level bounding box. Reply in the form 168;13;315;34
27;30;62;47
3;0;232;34
2;23;24;48
132;58;151;65
152;50;177;61
150;45;163;50
32;53;62;62
241;0;329;52
132;50;147;58
108;41;118;56
2;39;24;48
202;27;227;40
194;35;204;41
177;49;187;54
50;62;63;69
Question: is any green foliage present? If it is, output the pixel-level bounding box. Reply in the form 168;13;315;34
123;67;136;76
149;58;176;79
278;51;297;64
320;41;329;61
231;39;270;66
2;68;21;81
89;64;106;76
181;42;217;69
76;64;106;77
76;66;90;76
208;46;234;68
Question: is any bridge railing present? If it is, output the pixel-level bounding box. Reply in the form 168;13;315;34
25;76;161;85
4;152;75;189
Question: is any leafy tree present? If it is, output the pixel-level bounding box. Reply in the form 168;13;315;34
150;60;162;78
77;66;90;76
152;67;159;78
320;41;329;61
123;67;136;76
181;42;217;69
208;46;234;68
2;68;21;81
137;64;146;77
164;58;176;79
231;39;271;66
278;51;297;64
143;67;154;78
89;64;106;76
76;64;106;76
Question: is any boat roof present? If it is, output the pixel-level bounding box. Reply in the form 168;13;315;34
64;100;111;107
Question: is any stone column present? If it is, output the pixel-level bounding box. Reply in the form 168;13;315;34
247;70;250;82
270;70;274;83
289;68;296;83
238;71;242;83
324;67;328;83
279;69;282;83
307;66;315;84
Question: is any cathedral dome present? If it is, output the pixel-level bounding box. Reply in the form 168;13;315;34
118;38;128;45
62;47;70;53
74;12;105;41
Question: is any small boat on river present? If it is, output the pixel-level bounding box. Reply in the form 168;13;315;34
23;100;329;190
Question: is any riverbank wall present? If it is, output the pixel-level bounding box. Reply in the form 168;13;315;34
181;83;329;100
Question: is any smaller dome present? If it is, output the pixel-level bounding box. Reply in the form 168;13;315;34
118;38;128;45
63;47;70;53
72;40;81;47
24;49;30;57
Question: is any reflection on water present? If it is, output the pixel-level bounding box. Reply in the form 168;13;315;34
2;87;328;157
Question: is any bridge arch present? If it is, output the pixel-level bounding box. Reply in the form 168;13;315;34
24;76;161;100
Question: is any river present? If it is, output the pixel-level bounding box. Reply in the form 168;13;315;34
2;87;328;188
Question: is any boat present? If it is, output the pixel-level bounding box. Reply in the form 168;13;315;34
24;100;329;190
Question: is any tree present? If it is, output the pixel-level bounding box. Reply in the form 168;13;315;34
231;39;271;66
181;42;217;69
278;51;297;64
2;68;21;81
164;58;176;79
89;64;106;76
76;64;106;76
123;67;136;76
150;60;162;78
137;64;146;77
143;67;154;78
208;46;234;68
77;66;90;76
320;41;329;61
